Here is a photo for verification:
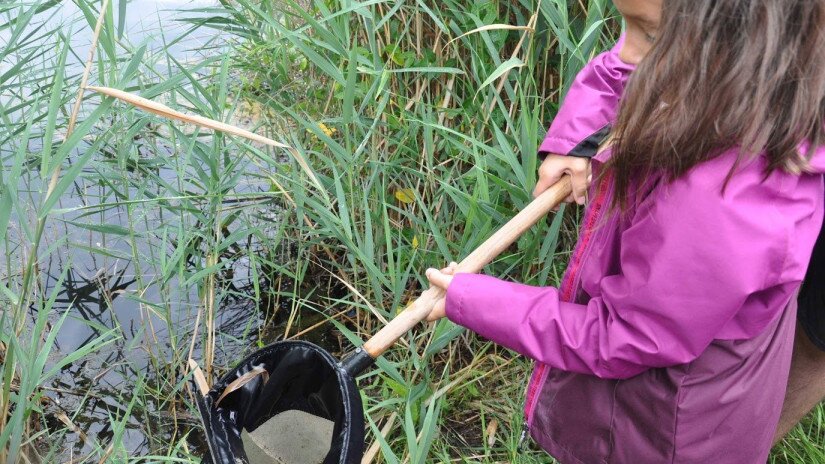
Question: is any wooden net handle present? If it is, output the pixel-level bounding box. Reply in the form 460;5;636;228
362;176;573;358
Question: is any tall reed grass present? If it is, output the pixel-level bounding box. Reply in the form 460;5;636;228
0;0;272;460
191;0;597;461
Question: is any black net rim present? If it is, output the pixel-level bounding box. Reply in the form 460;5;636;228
195;340;365;464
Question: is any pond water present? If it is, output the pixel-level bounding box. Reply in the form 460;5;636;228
33;0;236;456
3;0;335;459
53;0;218;61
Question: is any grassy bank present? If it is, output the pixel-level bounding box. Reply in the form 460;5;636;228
1;0;823;462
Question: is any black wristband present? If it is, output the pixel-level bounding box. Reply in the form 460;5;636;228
538;124;612;160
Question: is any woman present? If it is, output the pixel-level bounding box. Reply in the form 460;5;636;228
427;1;825;462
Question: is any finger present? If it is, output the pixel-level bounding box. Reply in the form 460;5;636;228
534;162;564;198
427;298;447;321
532;176;551;199
570;168;590;205
535;172;563;198
425;268;453;290
440;261;459;275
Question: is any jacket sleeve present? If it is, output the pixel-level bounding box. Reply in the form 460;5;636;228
539;35;636;158
445;154;798;379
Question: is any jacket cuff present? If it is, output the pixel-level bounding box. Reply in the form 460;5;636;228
444;273;539;350
444;273;469;326
539;34;636;158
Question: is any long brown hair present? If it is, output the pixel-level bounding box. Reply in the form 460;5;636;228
609;0;825;209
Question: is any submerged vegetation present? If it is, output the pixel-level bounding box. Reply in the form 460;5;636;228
0;0;822;462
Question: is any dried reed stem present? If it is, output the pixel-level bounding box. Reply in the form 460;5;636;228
87;86;324;193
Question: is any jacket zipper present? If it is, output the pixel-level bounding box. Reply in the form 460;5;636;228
519;175;612;448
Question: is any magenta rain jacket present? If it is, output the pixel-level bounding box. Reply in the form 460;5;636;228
444;39;825;463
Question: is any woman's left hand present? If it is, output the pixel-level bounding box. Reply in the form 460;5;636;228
425;262;457;321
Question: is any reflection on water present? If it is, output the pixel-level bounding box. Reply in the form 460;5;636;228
0;0;312;459
52;0;218;64
31;143;276;456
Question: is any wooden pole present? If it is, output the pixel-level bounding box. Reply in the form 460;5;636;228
362;176;572;358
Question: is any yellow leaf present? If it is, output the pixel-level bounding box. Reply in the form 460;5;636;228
395;188;415;204
318;122;336;137
412;235;419;249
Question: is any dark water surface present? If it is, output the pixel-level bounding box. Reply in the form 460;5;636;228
2;0;333;458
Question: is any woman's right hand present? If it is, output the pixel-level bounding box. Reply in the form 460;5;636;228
533;154;592;206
